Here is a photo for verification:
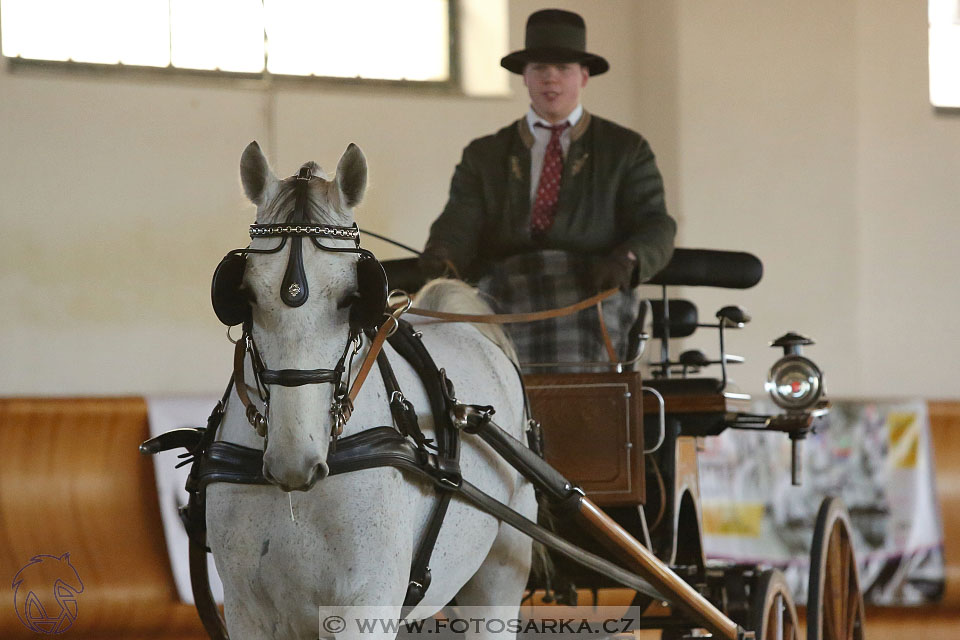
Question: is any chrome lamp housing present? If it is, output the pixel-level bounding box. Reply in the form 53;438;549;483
766;332;828;414
766;354;823;410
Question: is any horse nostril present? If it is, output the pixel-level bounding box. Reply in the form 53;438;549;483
315;461;330;482
295;464;323;492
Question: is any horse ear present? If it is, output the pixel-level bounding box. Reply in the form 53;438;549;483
240;141;278;206
335;143;367;209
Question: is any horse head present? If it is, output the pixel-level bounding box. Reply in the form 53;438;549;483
234;140;375;491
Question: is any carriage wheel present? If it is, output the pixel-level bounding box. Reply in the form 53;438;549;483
748;569;800;640
806;497;865;640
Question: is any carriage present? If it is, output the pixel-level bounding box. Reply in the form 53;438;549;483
383;247;860;640
142;143;863;640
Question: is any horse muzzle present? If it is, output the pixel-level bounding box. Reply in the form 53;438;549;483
263;455;330;492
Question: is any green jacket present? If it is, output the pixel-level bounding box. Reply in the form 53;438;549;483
426;111;676;281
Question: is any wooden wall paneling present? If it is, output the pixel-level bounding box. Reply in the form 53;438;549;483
1;397;958;638
0;398;205;638
927;401;960;609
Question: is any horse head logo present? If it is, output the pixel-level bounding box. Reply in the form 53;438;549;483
11;553;84;634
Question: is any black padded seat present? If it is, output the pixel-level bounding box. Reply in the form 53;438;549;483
651;299;698;339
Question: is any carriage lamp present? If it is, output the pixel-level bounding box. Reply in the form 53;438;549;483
767;332;826;486
765;332;824;412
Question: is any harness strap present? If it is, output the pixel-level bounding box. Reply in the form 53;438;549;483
378;322;461;610
233;336;267;437
376;351;434;451
260;368;339;386
596;300;619;363
181;428;667;601
347;321;391;404
403;490;452;612
189;537;228;640
386;320;460;479
401;288;617;324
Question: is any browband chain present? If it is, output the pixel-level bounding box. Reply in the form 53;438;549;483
250;224;360;240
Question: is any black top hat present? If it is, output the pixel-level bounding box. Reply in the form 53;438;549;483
500;9;609;76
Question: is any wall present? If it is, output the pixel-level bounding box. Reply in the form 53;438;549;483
635;0;959;398
660;0;861;396
0;0;644;395
0;1;957;399
855;0;960;397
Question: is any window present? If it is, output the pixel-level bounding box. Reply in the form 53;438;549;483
929;0;960;108
0;0;452;83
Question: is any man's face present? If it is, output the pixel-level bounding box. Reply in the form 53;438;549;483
522;62;589;123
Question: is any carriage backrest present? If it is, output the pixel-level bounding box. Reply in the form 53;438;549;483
646;248;763;290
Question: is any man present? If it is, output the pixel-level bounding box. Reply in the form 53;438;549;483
421;9;676;366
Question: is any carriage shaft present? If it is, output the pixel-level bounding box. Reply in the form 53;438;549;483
459;411;740;640
577;498;739;640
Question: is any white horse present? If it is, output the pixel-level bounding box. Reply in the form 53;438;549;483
206;141;536;639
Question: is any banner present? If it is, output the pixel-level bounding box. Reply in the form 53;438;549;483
699;399;944;605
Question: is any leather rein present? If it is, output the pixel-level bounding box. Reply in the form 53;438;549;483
402;287;617;324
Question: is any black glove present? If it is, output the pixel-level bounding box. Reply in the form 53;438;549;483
590;249;637;293
418;245;458;279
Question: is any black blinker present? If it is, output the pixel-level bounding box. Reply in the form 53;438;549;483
211;252;251;326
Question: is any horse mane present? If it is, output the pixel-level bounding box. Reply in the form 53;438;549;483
413;279;519;366
257;162;348;226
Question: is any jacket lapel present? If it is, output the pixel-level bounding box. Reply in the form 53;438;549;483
550;112;592;240
507;119;532;237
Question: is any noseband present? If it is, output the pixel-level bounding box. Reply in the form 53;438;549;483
222;167;385;440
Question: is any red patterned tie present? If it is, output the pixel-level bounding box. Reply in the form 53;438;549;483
530;122;570;236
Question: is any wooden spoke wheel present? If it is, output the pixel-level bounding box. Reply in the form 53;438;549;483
748;569;800;640
807;497;866;640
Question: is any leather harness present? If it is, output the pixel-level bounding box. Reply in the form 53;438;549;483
153;164;756;638
143;318;675;640
167;320;463;626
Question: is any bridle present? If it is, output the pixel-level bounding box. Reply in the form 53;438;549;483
231;320;362;440
219;167;388;442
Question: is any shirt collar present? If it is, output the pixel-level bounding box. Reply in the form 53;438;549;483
525;104;583;134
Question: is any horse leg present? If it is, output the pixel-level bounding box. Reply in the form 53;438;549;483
452;484;536;638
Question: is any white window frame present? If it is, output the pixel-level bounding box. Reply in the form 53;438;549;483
929;0;960;108
0;0;460;91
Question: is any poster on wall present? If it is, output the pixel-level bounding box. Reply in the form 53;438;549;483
699;399;944;605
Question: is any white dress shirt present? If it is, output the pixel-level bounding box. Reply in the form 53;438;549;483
526;104;584;203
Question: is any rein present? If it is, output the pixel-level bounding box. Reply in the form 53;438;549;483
389;287;622;365
401;287;618;324
362;228;630;362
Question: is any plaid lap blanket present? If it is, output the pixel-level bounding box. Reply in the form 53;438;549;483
476;251;641;373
